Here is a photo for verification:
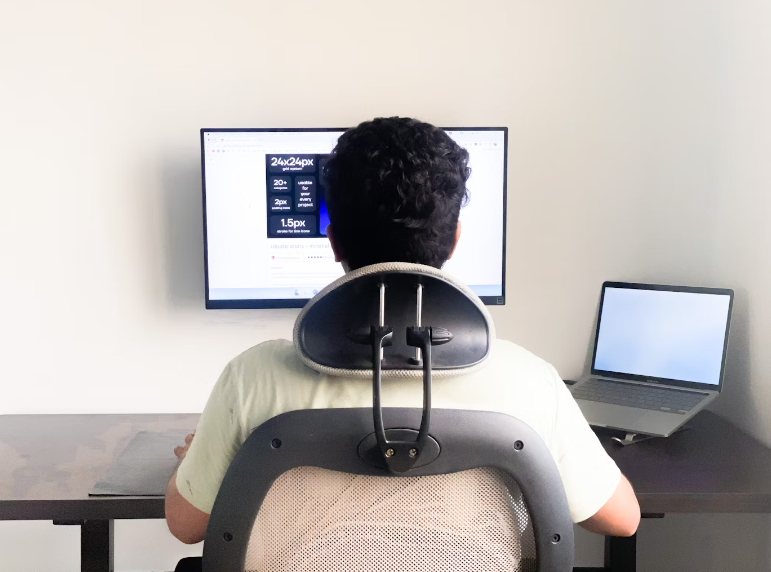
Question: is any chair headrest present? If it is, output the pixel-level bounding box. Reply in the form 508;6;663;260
293;263;496;378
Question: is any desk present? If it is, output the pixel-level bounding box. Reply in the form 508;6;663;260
0;414;198;572
578;410;771;572
2;412;771;572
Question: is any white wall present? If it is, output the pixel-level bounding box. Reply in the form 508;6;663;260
2;0;770;570
708;1;771;445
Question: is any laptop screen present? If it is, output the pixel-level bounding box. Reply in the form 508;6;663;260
592;284;733;386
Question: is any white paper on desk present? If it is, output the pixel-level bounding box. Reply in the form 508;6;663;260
89;431;186;496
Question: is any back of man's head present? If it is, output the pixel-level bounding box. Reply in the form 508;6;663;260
323;117;470;270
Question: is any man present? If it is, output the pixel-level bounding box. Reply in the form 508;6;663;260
166;117;640;545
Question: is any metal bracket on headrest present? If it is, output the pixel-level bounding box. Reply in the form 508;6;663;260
347;281;453;473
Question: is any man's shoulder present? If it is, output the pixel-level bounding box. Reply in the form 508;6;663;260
490;338;560;380
228;338;309;376
448;338;563;409
231;338;295;361
227;338;556;374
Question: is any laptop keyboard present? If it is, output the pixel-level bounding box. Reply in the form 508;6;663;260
570;378;708;415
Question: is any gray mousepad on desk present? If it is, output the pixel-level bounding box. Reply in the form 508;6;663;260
90;431;186;496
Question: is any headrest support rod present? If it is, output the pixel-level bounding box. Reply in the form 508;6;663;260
378;282;385;360
371;322;394;465
414;283;423;363
378;282;385;327
366;279;453;473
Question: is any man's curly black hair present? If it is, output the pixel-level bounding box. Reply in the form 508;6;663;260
323;117;470;269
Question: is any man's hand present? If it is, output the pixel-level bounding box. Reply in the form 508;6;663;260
174;433;194;462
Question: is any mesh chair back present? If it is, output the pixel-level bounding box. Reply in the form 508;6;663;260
245;466;536;572
203;408;574;572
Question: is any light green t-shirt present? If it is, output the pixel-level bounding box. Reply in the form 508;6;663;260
177;338;620;523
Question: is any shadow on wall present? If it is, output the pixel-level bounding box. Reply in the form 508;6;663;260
159;158;205;309
710;289;755;434
580;293;602;377
154;156;299;334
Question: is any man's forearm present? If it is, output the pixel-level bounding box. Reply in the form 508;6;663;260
165;469;210;544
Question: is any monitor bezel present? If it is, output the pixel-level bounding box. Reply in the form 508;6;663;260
590;281;734;391
201;127;508;309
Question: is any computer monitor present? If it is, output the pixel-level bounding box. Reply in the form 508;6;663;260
591;282;734;389
201;127;507;309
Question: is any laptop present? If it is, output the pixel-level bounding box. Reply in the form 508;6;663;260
570;282;734;437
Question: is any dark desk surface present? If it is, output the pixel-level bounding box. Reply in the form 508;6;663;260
0;414;199;521
2;410;771;522
599;410;771;514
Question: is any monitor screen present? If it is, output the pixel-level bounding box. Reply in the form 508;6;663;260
592;285;733;386
201;128;507;309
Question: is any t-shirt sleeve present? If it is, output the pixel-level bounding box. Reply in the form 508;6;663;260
175;362;250;514
549;368;622;523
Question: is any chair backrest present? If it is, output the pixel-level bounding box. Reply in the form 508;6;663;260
202;408;575;572
202;264;574;571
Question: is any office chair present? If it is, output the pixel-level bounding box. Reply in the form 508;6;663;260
197;263;575;572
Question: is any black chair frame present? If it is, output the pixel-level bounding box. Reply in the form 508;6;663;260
202;407;575;572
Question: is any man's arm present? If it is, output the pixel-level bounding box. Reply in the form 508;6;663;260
165;433;210;544
548;368;641;535
164;360;249;544
578;474;641;537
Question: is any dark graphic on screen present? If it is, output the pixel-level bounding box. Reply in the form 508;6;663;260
266;154;329;238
